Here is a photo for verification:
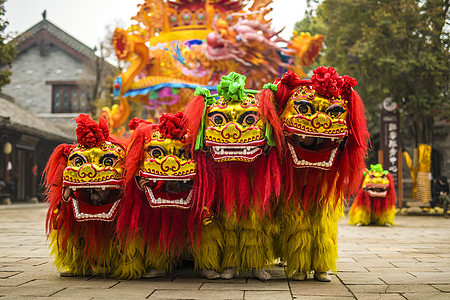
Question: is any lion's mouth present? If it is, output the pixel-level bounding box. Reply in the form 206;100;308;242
365;184;389;198
286;134;343;170
63;184;122;222
137;174;195;209
207;140;265;162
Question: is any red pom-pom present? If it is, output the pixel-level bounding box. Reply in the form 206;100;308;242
128;117;152;131
158;111;187;140
277;70;302;90
75;114;109;147
341;75;358;100
311;66;344;98
62;144;74;158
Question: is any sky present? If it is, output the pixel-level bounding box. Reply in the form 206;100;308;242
4;0;307;49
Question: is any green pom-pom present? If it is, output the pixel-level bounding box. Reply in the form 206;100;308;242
263;83;278;92
217;72;246;101
194;87;211;98
370;163;384;173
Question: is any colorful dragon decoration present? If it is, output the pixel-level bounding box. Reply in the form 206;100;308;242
106;0;323;130
43;114;125;276
349;164;397;226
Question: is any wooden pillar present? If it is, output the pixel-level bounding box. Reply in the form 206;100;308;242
378;149;383;166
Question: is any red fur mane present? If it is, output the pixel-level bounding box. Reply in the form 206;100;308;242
42;141;116;267
116;119;203;253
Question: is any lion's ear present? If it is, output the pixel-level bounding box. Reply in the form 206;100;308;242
43;144;75;187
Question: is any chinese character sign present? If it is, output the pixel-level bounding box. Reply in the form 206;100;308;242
380;98;400;196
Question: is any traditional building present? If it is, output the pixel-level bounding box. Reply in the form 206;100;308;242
0;93;73;203
3;14;117;131
0;15;117;203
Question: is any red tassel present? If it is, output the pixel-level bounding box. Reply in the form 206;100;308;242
184;95;205;154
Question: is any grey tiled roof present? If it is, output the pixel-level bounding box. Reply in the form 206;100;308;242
13;19;97;62
0;94;75;142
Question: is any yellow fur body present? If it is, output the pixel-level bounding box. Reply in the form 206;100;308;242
220;208;275;271
110;232;146;279
349;205;396;226
192;220;223;272
276;198;343;277
48;229;114;276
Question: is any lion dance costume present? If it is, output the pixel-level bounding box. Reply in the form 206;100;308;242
44;114;125;276
185;72;283;281
115;112;217;279
349;164;396;226
268;67;369;281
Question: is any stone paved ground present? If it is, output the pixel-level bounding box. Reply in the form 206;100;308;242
0;203;449;299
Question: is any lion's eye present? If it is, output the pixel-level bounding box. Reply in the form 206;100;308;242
237;111;259;126
147;146;166;158
150;148;162;158
244;113;259;126
104;158;113;166
208;112;228;126
69;154;86;167
214;115;224;125
298;104;309;114
245;115;255;125
294;101;314;115
74;157;83;167
99;154;119;167
326;105;345;118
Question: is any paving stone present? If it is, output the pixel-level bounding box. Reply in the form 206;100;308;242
346;284;388;294
116;278;203;290
337;257;356;263
414;257;448;263
20;278;121;289
336;263;368;272
0;206;450;298
52;287;153;299
350;259;394;267
401;293;450;300
385;284;439;293
377;272;420;284
365;266;439;272
201;279;289;291
337;272;385;285
352;292;405;299
149;289;244;299
390;261;440;268
431;284;450;292
292;296;354;300
0;271;21;279
0;285;66;297
406;272;450;284
244;290;292;300
289;278;352;297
